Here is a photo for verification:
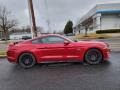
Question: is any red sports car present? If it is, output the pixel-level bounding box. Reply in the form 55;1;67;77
7;34;110;68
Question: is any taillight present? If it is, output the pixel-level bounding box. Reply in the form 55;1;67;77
9;41;20;47
9;43;15;47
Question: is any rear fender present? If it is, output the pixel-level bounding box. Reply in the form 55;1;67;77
17;51;38;63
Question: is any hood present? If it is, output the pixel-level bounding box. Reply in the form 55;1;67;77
75;40;106;46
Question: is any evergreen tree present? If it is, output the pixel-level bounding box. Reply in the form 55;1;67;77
64;20;73;34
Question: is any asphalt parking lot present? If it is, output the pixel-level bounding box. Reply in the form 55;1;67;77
0;52;120;90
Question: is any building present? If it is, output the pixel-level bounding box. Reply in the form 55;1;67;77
74;3;120;34
9;32;32;40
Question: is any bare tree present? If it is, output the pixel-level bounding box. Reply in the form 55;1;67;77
22;25;43;34
0;5;17;40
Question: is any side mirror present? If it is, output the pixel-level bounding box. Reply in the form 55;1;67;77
64;41;70;45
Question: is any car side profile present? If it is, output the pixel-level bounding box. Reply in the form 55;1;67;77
7;34;110;68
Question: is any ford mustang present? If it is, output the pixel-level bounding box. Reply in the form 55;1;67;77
7;34;110;68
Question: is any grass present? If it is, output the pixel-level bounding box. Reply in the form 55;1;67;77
0;51;6;57
75;33;112;40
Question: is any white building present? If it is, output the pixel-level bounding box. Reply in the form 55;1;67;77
74;3;120;34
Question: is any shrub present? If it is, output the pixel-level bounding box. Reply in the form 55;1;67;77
96;29;120;34
75;33;111;39
98;37;105;39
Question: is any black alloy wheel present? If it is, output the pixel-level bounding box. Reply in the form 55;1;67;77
19;53;36;68
85;49;103;64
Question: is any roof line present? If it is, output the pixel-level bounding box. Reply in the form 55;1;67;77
96;10;120;13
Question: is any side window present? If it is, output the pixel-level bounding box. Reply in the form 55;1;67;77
32;38;42;44
41;36;65;44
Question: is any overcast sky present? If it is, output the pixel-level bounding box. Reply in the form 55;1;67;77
0;0;120;32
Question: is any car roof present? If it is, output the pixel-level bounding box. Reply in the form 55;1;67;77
34;34;62;39
21;34;73;43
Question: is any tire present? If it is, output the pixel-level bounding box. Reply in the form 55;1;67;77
85;49;103;64
18;53;36;68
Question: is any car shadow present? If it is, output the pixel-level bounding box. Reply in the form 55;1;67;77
11;61;111;72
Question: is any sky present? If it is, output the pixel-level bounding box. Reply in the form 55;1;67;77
0;0;120;33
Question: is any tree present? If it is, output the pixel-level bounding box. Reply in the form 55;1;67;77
64;20;73;34
0;5;17;40
22;26;43;34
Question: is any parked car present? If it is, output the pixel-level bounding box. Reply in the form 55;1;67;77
7;34;110;68
22;36;31;40
65;33;75;36
0;38;10;41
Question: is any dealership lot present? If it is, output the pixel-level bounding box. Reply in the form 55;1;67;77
0;52;120;90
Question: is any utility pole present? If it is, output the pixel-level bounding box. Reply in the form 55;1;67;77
28;0;37;38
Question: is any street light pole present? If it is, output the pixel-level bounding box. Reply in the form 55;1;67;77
28;0;37;38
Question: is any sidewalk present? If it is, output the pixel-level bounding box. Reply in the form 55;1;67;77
104;43;120;52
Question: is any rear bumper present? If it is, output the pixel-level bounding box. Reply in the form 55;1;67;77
7;50;18;63
7;57;17;63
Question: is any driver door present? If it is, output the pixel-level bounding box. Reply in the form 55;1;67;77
35;36;68;61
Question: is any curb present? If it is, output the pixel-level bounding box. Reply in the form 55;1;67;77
111;51;120;53
0;55;7;58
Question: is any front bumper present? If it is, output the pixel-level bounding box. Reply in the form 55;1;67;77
103;48;111;61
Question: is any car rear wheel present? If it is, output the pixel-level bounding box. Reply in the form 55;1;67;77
18;53;36;68
85;49;103;64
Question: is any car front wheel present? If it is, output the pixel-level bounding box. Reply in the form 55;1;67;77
85;49;103;64
18;53;36;68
